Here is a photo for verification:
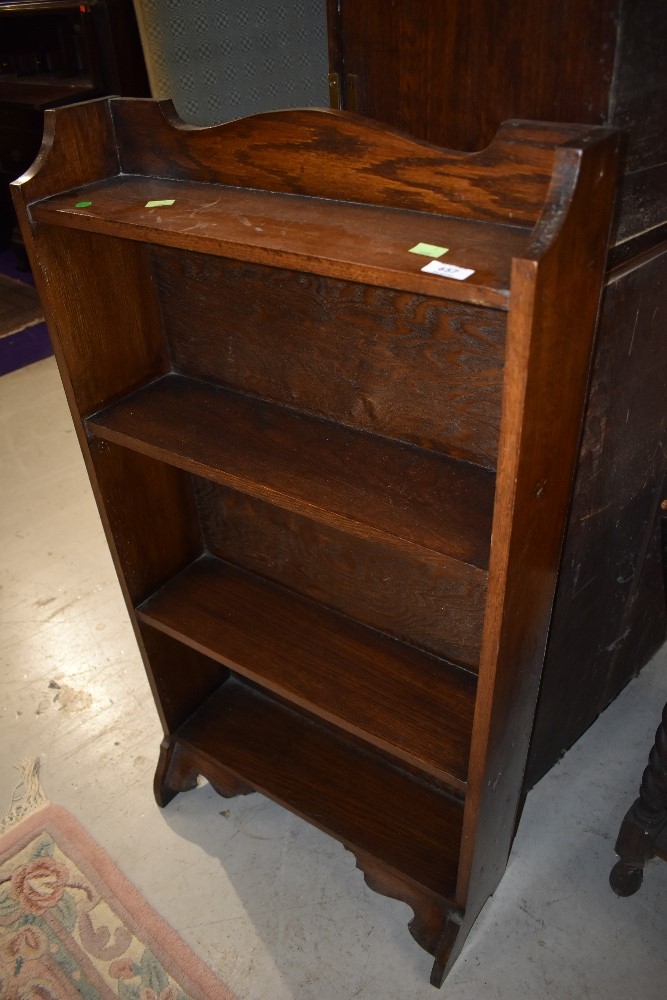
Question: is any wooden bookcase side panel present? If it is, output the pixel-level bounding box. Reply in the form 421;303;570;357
87;440;203;606
76;436;226;736
137;556;477;789
110;99;583;228
140;626;230;737
177;679;464;899
196;480;487;668
154;248;506;469
82;440;212;736
11;98;119;214
25;227;169;417
87;374;496;570
455;136;620;940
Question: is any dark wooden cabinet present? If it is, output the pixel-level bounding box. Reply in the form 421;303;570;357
327;0;665;248
327;0;667;788
13;97;619;985
0;0;149;246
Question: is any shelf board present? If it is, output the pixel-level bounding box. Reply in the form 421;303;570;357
0;75;95;108
30;174;531;308
138;555;477;789
87;374;495;569
177;677;463;898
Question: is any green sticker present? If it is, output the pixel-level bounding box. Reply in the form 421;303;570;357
145;199;175;208
75;201;92;208
409;242;449;258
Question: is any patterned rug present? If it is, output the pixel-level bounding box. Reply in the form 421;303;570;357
0;804;237;1000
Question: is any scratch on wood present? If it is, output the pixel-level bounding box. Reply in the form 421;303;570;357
604;627;631;653
572;574;597;599
579;501;614;523
627;297;642;356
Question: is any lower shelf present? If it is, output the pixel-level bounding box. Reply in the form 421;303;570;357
164;677;463;902
137;555;476;790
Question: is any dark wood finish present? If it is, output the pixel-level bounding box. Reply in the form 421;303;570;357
196;482;486;666
87;439;202;605
153;249;507;467
610;499;667;895
528;246;667;780
329;1;616;153
140;627;228;740
328;0;665;250
31;227;168;416
110;102;587;224
173;680;464;896
31;172;531;310
86;373;495;567
12;98;619;986
453;135;619;966
326;0;667;789
137;555;477;788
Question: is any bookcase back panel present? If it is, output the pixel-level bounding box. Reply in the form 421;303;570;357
195;480;486;668
152;248;506;468
111;100;562;226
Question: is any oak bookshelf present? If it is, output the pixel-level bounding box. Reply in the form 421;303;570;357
13;97;618;986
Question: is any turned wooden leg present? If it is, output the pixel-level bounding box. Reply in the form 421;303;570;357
610;701;667;896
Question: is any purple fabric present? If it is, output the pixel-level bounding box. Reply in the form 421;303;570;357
0;246;35;285
0;247;53;374
0;322;52;375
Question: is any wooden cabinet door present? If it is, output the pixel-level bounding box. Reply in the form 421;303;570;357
327;0;618;149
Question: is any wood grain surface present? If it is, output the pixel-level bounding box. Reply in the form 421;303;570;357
87;373;496;568
178;678;464;897
138;555;477;789
197;481;486;668
155;249;507;467
32;174;528;309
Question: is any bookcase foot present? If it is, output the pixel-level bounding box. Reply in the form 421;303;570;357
154;738;198;807
350;847;463;985
209;771;255;800
156;738;257;807
430;909;463;988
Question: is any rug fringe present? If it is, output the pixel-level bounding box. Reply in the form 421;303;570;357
0;757;48;835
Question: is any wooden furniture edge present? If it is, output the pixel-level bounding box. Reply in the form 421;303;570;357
12;95;608;228
9;97;622;988
446;130;620;979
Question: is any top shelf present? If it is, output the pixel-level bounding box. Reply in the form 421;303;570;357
17;99;612;312
30;174;530;308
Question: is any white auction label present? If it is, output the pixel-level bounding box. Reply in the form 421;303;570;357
421;260;475;281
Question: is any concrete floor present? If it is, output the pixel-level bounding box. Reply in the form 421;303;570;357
1;355;666;999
